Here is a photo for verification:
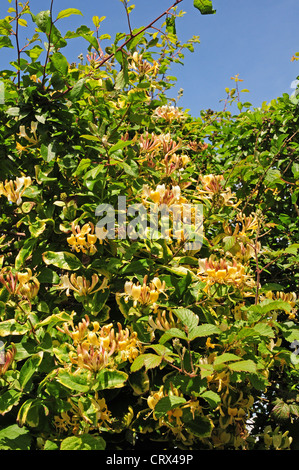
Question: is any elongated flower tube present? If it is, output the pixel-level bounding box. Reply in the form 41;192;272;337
0;267;40;300
123;275;166;307
0;176;31;205
67;222;98;255
56;273;108;297
197;256;255;293
0;344;16;377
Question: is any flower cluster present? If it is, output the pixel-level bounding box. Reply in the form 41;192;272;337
130;52;159;76
153;105;186;123
0;176;32;206
148;309;178;336
196;174;238;207
142;183;186;206
197;256;255;293
56;273;108;297
261;291;297;320
53;393;112;435
59;315;142;372
123;276;166;308
0;267;40;300
222;212;261;261
0;344;16;377
67;222;98;255
146;385;203;445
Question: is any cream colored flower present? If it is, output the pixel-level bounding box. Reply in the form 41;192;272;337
56;273;108;297
123;275;166;308
0;176;32;205
67;222;98;254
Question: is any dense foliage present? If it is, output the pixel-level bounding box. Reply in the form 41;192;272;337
0;0;298;450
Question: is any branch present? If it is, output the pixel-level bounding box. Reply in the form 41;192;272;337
41;0;54;88
96;0;183;69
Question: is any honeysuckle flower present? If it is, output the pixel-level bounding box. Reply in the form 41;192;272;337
197;256;255;293
260;291;297;320
142;184;186;206
0;344;16;377
18;122;39;144
153;105;186;123
54;394;112;434
0;267;40;300
188;141;208;152
59;315;142;371
196;174;238;207
67;222;98;254
148;309;178;334
206;337;216;349
139;132;162;155
131;52;159;76
56;273;108;297
123;275;166;307
0;176;32;205
156;133;182;157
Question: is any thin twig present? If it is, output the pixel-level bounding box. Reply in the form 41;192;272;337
96;0;183;69
42;0;54;88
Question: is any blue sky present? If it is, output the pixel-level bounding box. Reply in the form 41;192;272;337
1;0;299;116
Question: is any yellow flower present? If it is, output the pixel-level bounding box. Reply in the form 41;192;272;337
123;275;166;307
0;267;39;300
59;315;142;371
206;337;216;349
197;256;255;294
153;105;185;123
0;176;32;205
67;222;98;254
196;174;238;208
56;273;108;297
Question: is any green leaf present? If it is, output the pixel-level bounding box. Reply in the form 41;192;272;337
108;139;133;155
0;390;22;415
56;8;83;20
57;370;91;393
193;0;216;15
166;17;176;35
0;424;32;450
173;308;199;332
69;78;86;102
292;162;299;178
17;398;48;428
19;352;43;390
159;327;189;344
15;238;37;270
41;142;56;162
0;36;13;49
50;52;69;76
0;319;30;337
200;390;221;408
214;353;241;366
188;324;220;341
252;323;275;338
33;10;51;33
131;353;162;372
60;434;106;450
271;399;290;421
94;369;128;390
229;360;257;373
115;69;128;90
154;395;186;418
185;415;213;437
42;251;82;271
